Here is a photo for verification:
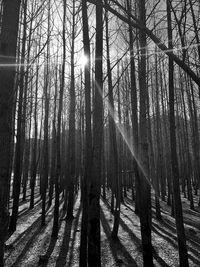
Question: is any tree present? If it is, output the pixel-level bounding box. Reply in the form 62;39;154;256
167;1;189;266
9;0;28;232
154;45;162;219
105;2;120;239
0;0;21;265
87;1;103;266
41;0;51;227
48;69;58;207
79;0;92;265
52;0;66;239
66;0;76;221
137;0;153;265
88;0;200;87
126;0;140;215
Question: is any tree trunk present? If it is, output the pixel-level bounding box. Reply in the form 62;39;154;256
52;0;66;239
137;0;153;265
87;1;103;266
41;65;49;226
48;85;57;207
30;66;39;209
127;0;140;215
79;1;93;266
41;0;51;227
9;0;27;232
154;48;162;220
66;0;76;221
167;1;189;266
0;0;21;265
105;4;120;239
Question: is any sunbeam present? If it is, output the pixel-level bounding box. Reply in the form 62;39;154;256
93;78;154;191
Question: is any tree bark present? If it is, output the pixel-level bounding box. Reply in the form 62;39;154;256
0;0;21;265
79;1;93;266
126;0;140;215
105;3;120;239
167;1;189;266
87;1;103;266
137;0;153;265
66;0;76;221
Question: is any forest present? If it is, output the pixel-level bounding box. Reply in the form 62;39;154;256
0;0;200;266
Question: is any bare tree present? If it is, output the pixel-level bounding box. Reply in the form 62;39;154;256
0;0;21;265
66;0;76;221
87;1;103;265
167;1;189;266
137;0;153;265
52;0;66;239
79;0;92;265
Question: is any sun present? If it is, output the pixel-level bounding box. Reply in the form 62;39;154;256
79;54;88;68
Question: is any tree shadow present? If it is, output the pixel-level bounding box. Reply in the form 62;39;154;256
184;214;200;230
122;201;135;213
6;198;55;246
125;196;134;204
100;207;139;267
55;204;81;267
68;206;82;267
102;191;200;266
9;208;54;266
102;194;171;266
55;220;72;267
6;214;45;252
152;223;177;248
156;215;200;253
118;210;172;267
101;196;114;213
184;207;200;215
152;221;200;265
38;208;66;267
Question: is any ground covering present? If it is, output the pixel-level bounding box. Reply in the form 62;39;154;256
5;189;200;266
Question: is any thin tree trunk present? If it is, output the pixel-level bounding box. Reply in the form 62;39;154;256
126;0;140;215
137;0;153;265
167;1;189;266
105;4;120;239
154;48;162;220
41;64;49;226
66;0;76;221
48;81;57;207
52;0;66;239
79;0;92;265
179;73;194;209
88;1;103;266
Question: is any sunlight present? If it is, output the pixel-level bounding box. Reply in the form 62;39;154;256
93;78;154;190
79;54;88;68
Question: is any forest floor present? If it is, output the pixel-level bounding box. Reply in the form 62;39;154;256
4;187;200;267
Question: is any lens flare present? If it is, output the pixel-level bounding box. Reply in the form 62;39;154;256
94;78;154;191
79;54;88;68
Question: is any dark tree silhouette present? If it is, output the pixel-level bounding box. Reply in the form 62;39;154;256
0;0;21;265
